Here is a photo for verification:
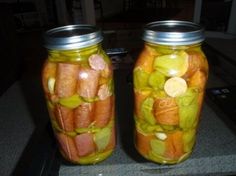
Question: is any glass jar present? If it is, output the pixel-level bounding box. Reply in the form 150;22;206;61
133;21;208;164
42;25;115;164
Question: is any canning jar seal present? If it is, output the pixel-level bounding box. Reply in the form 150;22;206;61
44;24;103;50
142;20;204;46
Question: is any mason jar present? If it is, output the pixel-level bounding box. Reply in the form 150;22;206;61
42;25;115;164
133;21;208;164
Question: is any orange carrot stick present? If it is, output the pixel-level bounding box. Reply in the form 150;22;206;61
74;103;94;129
55;105;74;132
94;96;113;128
183;51;205;78
135;45;156;73
77;68;100;98
135;130;154;156
74;133;96;156
165;131;184;159
189;70;207;91
55;63;79;98
154;98;179;125
55;133;78;161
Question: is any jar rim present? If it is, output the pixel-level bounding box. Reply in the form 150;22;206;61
142;20;205;46
44;24;103;50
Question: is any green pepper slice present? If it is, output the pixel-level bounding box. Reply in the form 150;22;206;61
141;97;156;125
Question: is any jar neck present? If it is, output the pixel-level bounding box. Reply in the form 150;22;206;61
145;42;202;51
47;43;102;62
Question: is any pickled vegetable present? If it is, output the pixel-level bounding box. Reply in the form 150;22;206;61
177;88;199;129
164;77;187;97
56;133;78;161
134;90;151;119
42;44;115;164
74;103;94;128
134;42;208;164
153;51;189;77
141;97;156;125
94;126;112;151
75;133;95;156
135;130;155;156
148;71;165;89
133;68;150;90
135;46;155;73
154;97;179;125
55;63;79;98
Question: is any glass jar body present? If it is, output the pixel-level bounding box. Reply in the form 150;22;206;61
42;44;115;164
133;42;208;164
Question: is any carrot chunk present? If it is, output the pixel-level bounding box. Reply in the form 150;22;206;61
135;46;155;73
135;130;154;156
165;131;184;159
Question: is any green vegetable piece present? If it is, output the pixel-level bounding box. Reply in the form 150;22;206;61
150;139;166;155
183;129;196;152
141;97;156;125
81;96;99;103
161;125;175;131
47;100;54;109
151;90;167;99
177;89;199;129
59;94;82;108
148;71;166;89
133;68;150;89
179;104;198;129
78;149;113;164
140;122;148;132
108;79;114;94
94;127;111;151
148;150;173;164
153;51;188;77
51;120;62;132
75;128;90;134
65;131;77;137
177;88;198;106
146;125;157;133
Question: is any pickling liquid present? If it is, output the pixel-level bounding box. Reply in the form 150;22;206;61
42;44;115;164
134;43;208;164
